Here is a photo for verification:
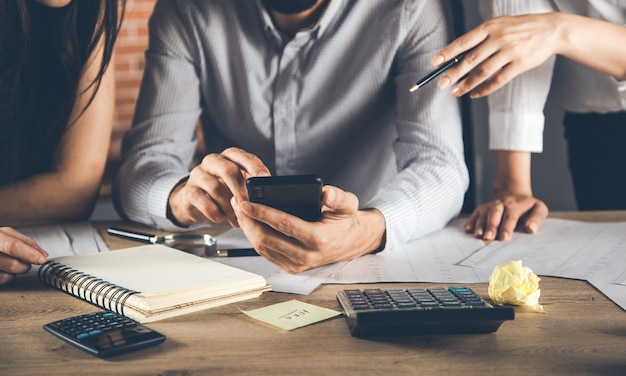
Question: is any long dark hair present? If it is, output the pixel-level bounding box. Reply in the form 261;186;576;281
0;0;125;184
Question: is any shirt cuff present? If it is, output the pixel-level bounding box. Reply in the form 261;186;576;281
617;79;626;92
489;111;545;152
366;191;417;253
148;172;191;231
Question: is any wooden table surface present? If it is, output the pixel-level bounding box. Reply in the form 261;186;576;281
2;212;626;375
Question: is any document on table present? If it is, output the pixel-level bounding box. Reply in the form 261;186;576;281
457;218;626;283
588;280;626;312
213;228;346;295
325;218;488;284
457;218;626;311
17;222;110;277
213;217;626;312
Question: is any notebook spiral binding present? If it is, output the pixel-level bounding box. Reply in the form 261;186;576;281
38;260;138;317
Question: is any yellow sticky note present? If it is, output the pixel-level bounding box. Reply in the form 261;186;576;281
241;300;342;331
488;260;545;313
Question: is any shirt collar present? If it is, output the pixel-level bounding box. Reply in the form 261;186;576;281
256;0;345;40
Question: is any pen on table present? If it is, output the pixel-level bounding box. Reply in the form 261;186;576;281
409;51;469;92
217;248;260;257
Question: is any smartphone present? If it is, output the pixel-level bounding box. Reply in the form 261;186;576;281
246;175;323;222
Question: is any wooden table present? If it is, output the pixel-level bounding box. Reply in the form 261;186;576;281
2;212;626;375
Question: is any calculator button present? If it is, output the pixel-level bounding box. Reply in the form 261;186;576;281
372;302;394;309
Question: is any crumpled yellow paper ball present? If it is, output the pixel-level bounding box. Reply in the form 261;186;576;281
488;260;545;313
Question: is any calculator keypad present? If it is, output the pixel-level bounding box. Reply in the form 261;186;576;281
47;311;137;340
342;286;490;311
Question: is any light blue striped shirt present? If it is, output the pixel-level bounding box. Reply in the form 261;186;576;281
114;0;469;250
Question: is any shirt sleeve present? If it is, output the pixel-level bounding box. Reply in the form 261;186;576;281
366;1;469;250
113;0;202;230
479;0;558;152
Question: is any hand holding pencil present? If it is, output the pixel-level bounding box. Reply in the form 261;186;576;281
409;51;468;93
415;13;563;98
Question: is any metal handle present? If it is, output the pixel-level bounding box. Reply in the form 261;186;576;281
107;227;158;244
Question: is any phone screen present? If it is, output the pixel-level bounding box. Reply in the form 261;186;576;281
246;175;322;222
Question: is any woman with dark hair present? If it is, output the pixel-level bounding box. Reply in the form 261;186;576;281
0;0;125;285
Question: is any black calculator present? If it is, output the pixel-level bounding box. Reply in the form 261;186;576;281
43;311;166;358
336;286;515;337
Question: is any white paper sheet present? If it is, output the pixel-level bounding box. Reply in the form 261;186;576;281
325;218;488;284
213;228;346;295
458;218;626;284
588;280;626;311
17;222;109;277
204;218;626;312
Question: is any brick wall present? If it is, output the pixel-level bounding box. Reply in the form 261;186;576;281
111;0;157;161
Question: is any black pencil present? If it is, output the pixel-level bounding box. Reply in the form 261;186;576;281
410;51;469;92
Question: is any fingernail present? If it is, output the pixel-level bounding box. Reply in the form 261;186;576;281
484;231;494;240
258;171;271;177
451;87;461;96
527;222;537;233
238;201;252;215
432;54;445;66
230;196;240;211
474;229;483;237
437;77;451;89
326;187;336;203
501;232;510;242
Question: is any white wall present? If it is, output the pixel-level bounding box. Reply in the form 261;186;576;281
463;1;577;211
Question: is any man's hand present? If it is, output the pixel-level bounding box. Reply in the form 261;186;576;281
167;147;271;227
0;227;48;285
231;185;386;273
464;191;549;242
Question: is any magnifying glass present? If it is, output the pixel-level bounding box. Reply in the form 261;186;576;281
107;227;217;256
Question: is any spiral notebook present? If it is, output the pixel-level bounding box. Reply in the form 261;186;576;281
38;244;270;323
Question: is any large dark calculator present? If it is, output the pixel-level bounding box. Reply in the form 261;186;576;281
336;286;515;337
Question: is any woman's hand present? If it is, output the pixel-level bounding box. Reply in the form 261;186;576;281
465;191;549;242
433;13;560;98
0;227;48;285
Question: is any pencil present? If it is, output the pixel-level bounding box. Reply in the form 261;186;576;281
409;51;469;92
216;248;260;257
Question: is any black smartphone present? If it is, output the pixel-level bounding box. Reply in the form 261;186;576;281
246;175;323;222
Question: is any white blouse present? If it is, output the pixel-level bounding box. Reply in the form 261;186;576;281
480;0;626;152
